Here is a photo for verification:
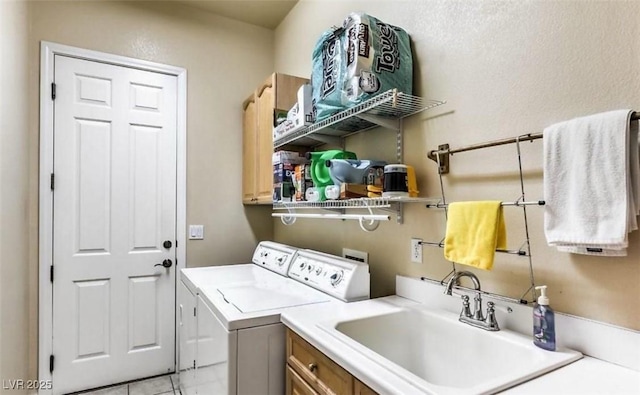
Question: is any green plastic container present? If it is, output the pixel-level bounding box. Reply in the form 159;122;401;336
306;150;357;200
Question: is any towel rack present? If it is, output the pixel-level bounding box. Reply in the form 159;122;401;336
421;111;638;303
426;200;545;209
421;132;546;303
429;111;639;174
419;240;530;256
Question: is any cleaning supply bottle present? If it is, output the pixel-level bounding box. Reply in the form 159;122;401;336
306;150;357;200
533;285;556;351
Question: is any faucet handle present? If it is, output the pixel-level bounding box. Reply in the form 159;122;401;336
473;292;484;321
485;302;500;331
460;294;473;318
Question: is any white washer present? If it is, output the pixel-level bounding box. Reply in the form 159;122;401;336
178;242;369;395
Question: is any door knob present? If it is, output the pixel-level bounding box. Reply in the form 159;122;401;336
163;240;172;249
154;259;173;268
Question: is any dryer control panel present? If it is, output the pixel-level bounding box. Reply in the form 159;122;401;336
288;250;370;302
251;241;298;277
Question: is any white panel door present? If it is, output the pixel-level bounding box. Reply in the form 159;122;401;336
52;55;177;394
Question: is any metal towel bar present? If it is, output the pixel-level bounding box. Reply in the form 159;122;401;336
429;111;639;174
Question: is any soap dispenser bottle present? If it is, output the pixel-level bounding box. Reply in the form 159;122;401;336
533;285;556;351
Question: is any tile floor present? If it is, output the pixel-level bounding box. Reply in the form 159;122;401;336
73;374;179;395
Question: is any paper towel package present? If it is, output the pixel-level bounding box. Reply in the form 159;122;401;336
273;84;313;141
343;12;413;104
311;13;413;121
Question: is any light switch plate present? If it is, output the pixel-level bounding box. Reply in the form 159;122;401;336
189;225;204;240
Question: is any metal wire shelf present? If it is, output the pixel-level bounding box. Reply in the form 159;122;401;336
273;197;440;210
273;197;440;232
273;89;446;148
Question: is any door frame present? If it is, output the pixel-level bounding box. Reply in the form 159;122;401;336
38;41;187;391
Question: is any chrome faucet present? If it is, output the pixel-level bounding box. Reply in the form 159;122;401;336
443;271;481;295
443;271;500;331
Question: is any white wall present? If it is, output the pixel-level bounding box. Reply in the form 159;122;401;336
274;0;640;330
0;0;31;390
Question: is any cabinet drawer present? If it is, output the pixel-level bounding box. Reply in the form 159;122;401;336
287;365;320;395
286;329;353;395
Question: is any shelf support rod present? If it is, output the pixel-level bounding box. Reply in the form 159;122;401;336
395;117;404;223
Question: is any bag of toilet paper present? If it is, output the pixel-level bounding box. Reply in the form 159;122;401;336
343;12;413;105
311;26;347;121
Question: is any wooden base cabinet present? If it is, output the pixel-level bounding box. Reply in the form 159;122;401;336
242;73;308;204
286;328;377;395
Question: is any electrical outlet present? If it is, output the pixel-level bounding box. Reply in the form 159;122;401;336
411;238;422;263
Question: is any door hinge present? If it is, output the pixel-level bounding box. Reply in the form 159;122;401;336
193;360;196;370
193;307;196;317
50;265;54;282
50;173;55;190
51;82;56;100
49;355;54;373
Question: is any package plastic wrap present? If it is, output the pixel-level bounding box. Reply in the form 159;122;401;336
343;12;413;105
311;13;413;121
311;26;346;121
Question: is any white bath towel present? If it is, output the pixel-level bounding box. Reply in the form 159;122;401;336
543;110;639;256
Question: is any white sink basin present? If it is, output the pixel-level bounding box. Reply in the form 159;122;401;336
319;306;582;394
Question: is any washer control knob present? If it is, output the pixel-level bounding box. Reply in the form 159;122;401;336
315;267;323;275
299;261;307;270
330;270;344;287
277;256;285;266
307;264;314;272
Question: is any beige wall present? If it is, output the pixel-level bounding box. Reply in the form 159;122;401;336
0;0;31;389
1;0;275;386
28;0;276;267
274;0;640;330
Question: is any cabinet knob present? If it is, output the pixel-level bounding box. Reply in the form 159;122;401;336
308;363;317;372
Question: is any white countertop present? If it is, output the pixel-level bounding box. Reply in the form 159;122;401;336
280;296;640;395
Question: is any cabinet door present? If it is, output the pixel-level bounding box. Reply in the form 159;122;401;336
287;329;353;395
242;93;257;203
255;75;276;203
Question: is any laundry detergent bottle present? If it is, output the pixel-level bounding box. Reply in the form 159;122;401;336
533;285;556;351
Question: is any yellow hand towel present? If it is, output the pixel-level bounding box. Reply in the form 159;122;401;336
444;201;506;270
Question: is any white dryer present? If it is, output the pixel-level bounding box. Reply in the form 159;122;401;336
178;242;369;395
